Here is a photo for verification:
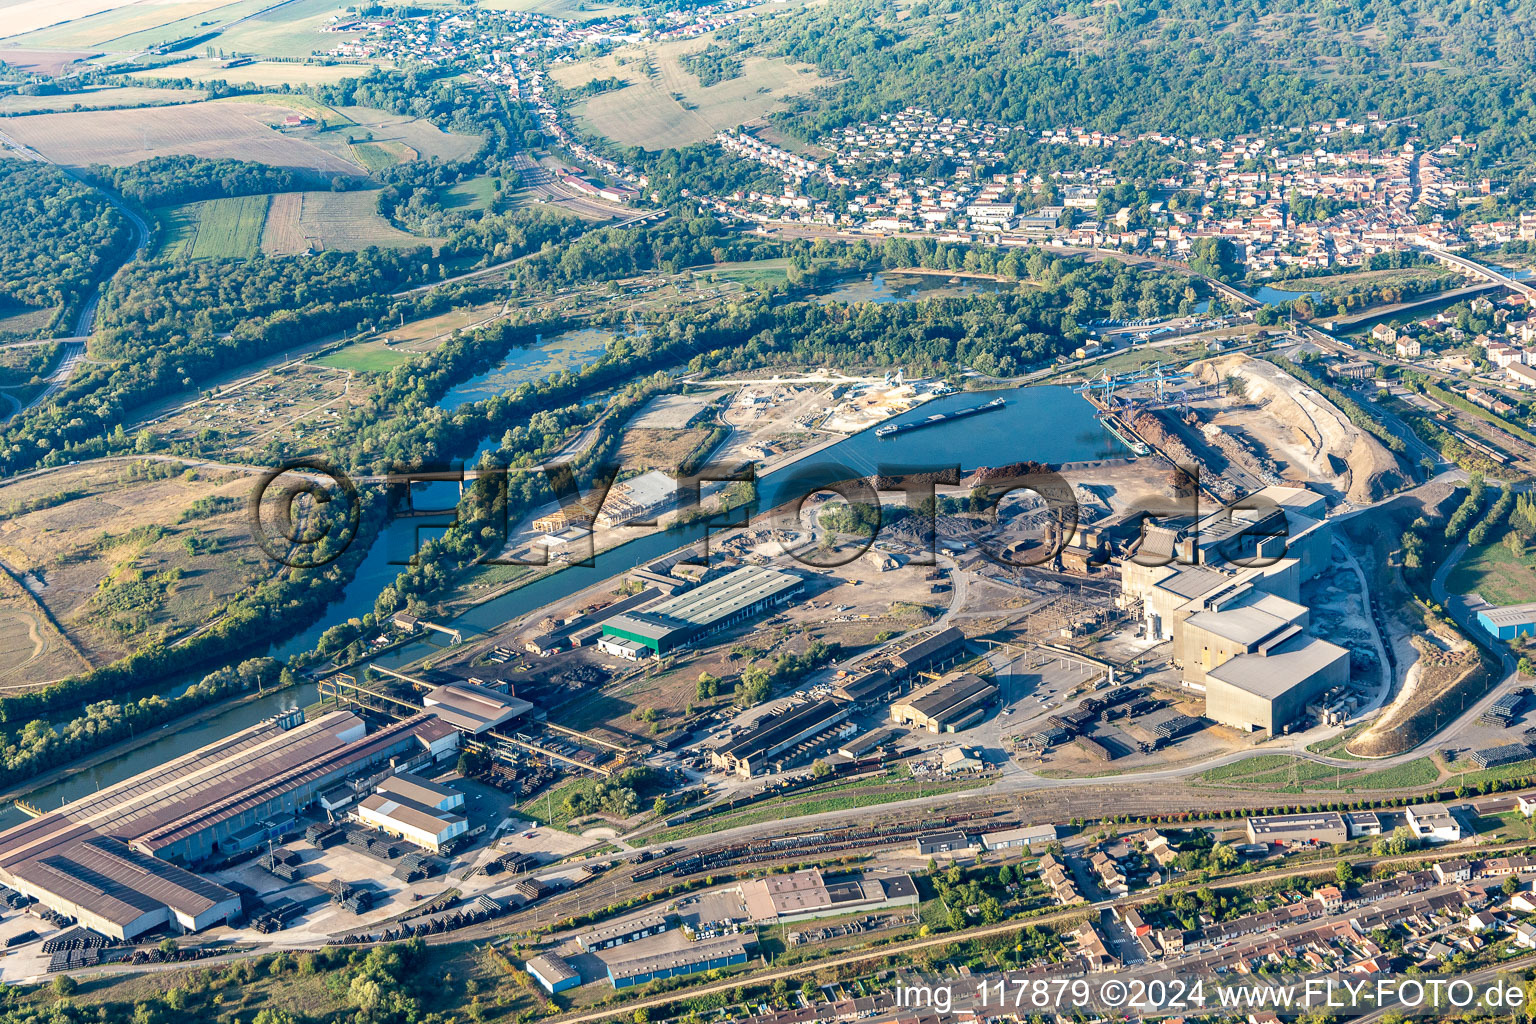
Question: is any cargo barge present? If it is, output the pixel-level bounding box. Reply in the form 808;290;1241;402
875;396;1005;438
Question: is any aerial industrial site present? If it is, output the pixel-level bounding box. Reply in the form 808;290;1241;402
9;2;1536;1020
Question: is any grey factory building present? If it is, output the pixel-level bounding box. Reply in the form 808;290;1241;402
421;681;533;734
1203;632;1350;734
1246;812;1349;846
1123;554;1349;735
710;698;852;777
600;566;805;655
740;869;919;924
890;672;999;732
0;710;457;940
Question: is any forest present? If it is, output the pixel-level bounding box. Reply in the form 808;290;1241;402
0;162;133;332
83;156;308;207
718;0;1536;167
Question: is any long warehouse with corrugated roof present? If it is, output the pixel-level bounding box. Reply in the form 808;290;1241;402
0;709;456;939
891;672;998;732
600;565;805;655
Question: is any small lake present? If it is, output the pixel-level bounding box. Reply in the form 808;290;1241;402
435;327;624;410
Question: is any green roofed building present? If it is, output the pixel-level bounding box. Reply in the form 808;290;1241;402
600;566;805;655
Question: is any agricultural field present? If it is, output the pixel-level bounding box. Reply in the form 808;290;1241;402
479;0;628;15
0;303;55;338
0;0;162;40
437;175;498;211
0;84;204;113
200;0;362;58
1447;535;1536;606
549;36;837;149
158;194;270;260
330;105;483;163
0;460;268;665
349;139;415;173
222;98;483;168
260;190;428;254
1;0;265;49
0;101;368;174
0;46;98;74
211;91;353;127
131;57;385;87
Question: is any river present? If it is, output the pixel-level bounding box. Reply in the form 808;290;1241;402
1248;283;1325;305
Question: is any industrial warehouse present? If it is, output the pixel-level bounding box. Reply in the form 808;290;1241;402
890;672;1000;732
355;774;469;854
740;869;918;924
0;711;457;940
599;565;805;656
710;698;853;777
421;680;533;734
1118;484;1351;735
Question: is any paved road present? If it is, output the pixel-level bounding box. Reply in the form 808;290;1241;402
0;336;88;351
22;341;86;414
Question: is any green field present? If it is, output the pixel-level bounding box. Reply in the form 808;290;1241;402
1445;756;1536;790
159;195;270;260
438;176;498;211
1199;754;1300;782
350;139;416;173
1447;535;1536;605
311;343;409;373
699;258;793;289
1331;757;1440;791
204;0;358;57
1198;753;1441;793
132;58;384;89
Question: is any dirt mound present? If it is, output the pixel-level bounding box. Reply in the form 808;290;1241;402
1348;629;1491;757
1190;354;1404;504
